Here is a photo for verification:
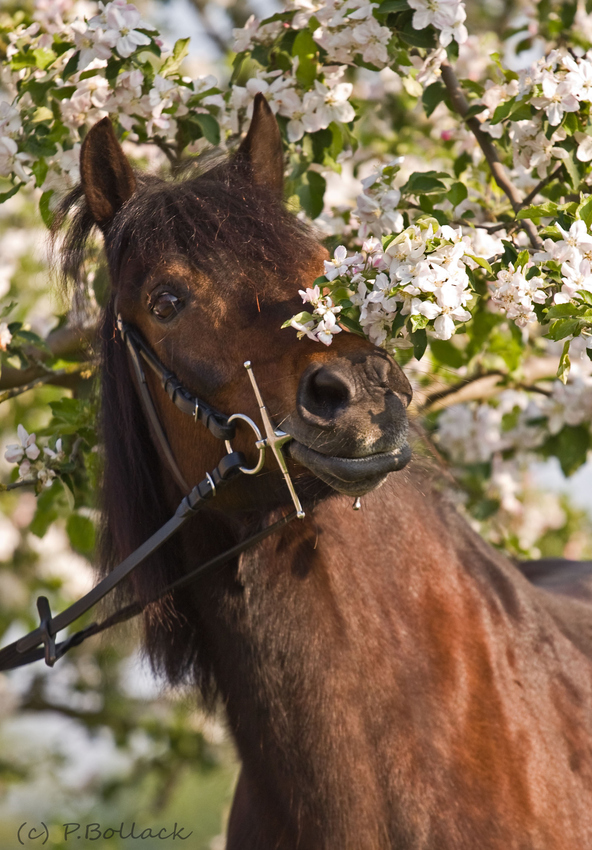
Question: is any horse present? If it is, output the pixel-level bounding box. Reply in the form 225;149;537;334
57;93;592;849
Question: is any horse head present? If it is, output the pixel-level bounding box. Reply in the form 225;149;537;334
77;94;412;509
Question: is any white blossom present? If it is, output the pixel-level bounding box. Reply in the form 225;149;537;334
407;0;468;46
0;136;31;183
323;245;363;280
303;0;392;68
0;102;22;136
91;1;152;59
0;322;12;351
291;286;343;345
531;74;579;126
37;467;57;488
543;375;592;434
489;263;547;328
4;425;41;465
355;160;404;239
288;223;478;348
71;19;116;69
574;131;592;162
232;15;283;53
44;438;65;462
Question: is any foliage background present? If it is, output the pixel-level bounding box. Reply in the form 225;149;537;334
2;0;592;846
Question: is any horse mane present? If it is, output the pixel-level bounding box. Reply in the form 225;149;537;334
53;154;320;697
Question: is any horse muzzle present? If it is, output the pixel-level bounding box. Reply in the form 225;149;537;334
288;438;412;496
284;351;412;496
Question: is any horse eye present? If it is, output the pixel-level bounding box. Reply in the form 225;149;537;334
150;292;182;321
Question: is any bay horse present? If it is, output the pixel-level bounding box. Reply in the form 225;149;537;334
59;94;592;849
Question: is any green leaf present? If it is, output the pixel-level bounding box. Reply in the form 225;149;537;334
563;152;581;190
429;339;465;368
32;106;53;124
62;50;80;79
257;11;293;24
311;128;332;163
544;425;590;477
32;47;56;69
61;478;75;512
563;110;580;136
49;397;91;429
39;191;54;228
193;113;220;145
328;122;345;159
0;185;20;204
575;290;592;307
377;0;410;12
296;171;326;219
515;37;533;55
52;85;77;100
516;201;558;220
402;171;448;196
26;135;57;158
576;194;592;228
410;313;429;332
399;22;437;48
338;314;365;336
160;37;190;75
31;158;48;188
546;302;582;320
546;316;584;341
12;329;49;351
489;97;532;125
453;152;471;177
29;484;60;538
465;103;487;120
422;81;447;117
489;97;516;125
23;80;54;106
281;311;314;328
506;101;533;122
488;326;523;370
411;327;428;360
0;301;15;319
66;513;96;556
560;0;578;28
557;339;571;384
471;498;500;520
293;30;318;88
501;239;518;264
448;181;467;207
467;254;493;275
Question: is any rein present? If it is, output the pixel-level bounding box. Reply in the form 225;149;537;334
0;318;304;672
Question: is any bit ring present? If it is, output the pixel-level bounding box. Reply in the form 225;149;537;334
224;414;266;475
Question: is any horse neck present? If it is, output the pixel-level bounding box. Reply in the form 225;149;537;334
176;468;592;848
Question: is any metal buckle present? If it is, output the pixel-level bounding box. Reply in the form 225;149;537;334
225;362;304;519
36;596;57;667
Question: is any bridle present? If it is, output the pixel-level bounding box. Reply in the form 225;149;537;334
0;314;305;672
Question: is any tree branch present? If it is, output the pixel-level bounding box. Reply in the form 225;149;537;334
0;323;95;392
417;370;505;412
1;479;37;491
518;163;565;210
0;361;96;404
440;60;543;250
417;357;560;413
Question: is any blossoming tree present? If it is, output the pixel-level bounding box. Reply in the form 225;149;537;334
2;0;592;837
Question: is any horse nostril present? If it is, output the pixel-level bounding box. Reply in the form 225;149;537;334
298;365;351;423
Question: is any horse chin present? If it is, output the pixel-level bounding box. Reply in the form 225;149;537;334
288;440;412;497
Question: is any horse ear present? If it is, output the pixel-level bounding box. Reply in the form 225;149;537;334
236;93;284;196
80;117;137;227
